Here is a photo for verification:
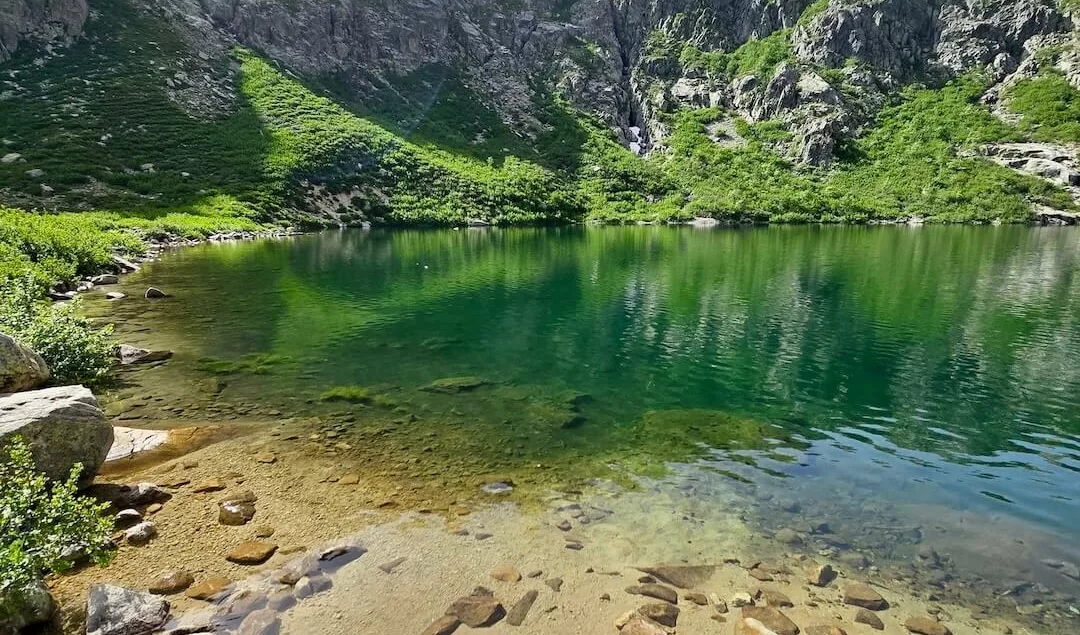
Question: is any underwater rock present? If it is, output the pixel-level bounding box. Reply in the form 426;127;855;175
741;606;799;635
625;584;678;605
854;608;884;630
85;585;169;635
446;589;504;627
808;564;837;587
638;603;679;627
505;590;538;626
117;345;173;365
421;377;490;394
904;617;950;635
144;287;168;299
844;584;888;611
420;615;461;635
636;565;716;589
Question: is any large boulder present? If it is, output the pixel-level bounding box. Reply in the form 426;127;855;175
0;579;56;635
0;332;50;393
85;585;169;635
0;385;113;485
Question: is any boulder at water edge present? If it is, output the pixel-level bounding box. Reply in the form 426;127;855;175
0;385;113;485
85;585;169;635
0;332;49;393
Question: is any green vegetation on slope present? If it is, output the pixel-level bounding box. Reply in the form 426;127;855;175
660;77;1074;223
1007;71;1080;143
679;29;794;79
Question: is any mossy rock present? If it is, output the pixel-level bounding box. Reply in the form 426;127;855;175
420;377;490;394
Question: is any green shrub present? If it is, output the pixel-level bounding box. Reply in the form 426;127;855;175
0;276;116;386
0;438;114;595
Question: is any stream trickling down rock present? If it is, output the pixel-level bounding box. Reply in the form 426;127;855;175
87;226;1080;629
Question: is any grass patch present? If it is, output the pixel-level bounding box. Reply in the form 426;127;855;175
318;386;373;403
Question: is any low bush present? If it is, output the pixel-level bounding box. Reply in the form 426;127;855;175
0;276;116;386
0;438;115;595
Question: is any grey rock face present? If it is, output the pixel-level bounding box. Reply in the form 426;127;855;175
85;585;170;635
0;385;113;485
0;579;56;634
0;0;88;62
0;332;49;393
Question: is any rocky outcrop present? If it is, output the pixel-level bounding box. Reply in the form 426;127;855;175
0;332;49;393
0;0;89;62
981;143;1080;215
0;385;113;485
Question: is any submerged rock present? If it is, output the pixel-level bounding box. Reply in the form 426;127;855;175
0;385;112;486
118;345;173;366
905;616;950;635
85;584;169;635
184;576;232;601
421;377;490;394
854;608;884;630
741;606;799;635
0;332;49;393
446;589;503;627
636;564;716;589
844;584;888;611
144;287;168;299
638;602;679;627
505;590;538;626
625;584;678;605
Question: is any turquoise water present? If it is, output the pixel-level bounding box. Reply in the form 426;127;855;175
95;226;1080;619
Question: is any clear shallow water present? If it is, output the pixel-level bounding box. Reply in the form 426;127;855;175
92;226;1080;620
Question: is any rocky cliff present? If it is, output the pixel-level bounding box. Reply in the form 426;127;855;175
0;0;88;61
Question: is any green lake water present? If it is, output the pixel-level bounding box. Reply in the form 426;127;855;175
92;225;1080;620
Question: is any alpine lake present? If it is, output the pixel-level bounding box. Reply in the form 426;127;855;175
84;225;1080;631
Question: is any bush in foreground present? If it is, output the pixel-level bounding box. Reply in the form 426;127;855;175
0;276;116;387
0;438;115;597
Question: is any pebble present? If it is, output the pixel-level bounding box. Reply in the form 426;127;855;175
146;503;163;514
619;616;668;635
148;570;194;595
844;584;889;611
226;541;278;565
731;592;754;608
684;591;708;605
379;557;406;573
564;541;584;550
125;521;156;546
446;589;504;628
338;474;360;485
545;578;563;592
192;479;226;493
253;526;276;538
905;616;950;635
506;589;539;626
420;615;461;635
805;626;848;635
741;606;799;635
808;563;836;587
185;575;232;600
555;520;572;531
254;453;277;464
775;528;803;545
490;566;521;582
638;603;679;627
114;509;143;527
526;570;543;578
625;584;678;605
757;588;794;608
855;608;885;630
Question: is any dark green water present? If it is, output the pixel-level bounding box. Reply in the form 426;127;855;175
95;226;1080;612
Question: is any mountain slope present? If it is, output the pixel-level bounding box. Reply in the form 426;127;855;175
0;0;1077;226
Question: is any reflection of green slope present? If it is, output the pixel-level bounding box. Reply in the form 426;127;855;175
268;243;553;357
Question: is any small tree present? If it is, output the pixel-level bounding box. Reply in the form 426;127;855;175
0;438;115;596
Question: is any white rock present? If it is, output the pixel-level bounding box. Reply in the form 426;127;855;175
85;584;169;635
